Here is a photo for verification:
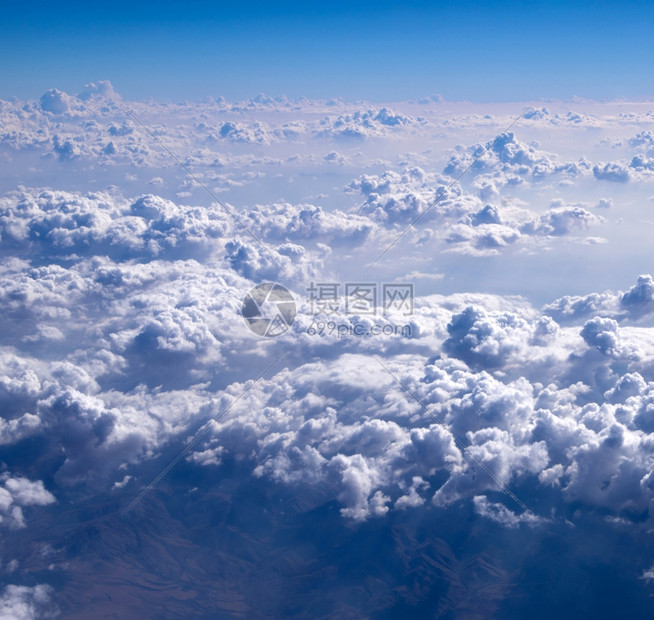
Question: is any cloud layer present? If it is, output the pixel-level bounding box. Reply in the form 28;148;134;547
4;87;654;615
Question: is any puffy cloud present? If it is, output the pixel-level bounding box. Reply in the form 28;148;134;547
443;306;533;368
562;422;649;510
244;202;373;246
520;205;603;236
432;429;549;508
0;412;41;445
0;474;55;529
581;316;623;356
443;132;590;185
0;584;57;620
544;274;654;323
347;166;470;225
318;107;422;139
0;190;232;261
621;274;654;311
628;130;654;150
472;495;544;528
2;476;55;507
604;372;647;404
108;120;134;137
217;120;271;144
469;203;502;225
589;162;625;183
630;155;654;173
593;157;654;182
523;107;550;121
224;238;326;283
544;290;621;323
330;454;390;521
346;163;606;256
445;222;521;254
77;80;117;101
39;89;70;115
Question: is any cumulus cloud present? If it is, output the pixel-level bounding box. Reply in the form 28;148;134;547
443;306;533;368
443;131;591;186
77;80;117;101
0;474;55;529
345;162;605;256
244;202;373;246
0;190;233;261
520;205;603;236
0;584;57;620
318;107;423;139
472;495;544;528
348;166;468;225
217;120;271;144
544;274;654;323
39;89;70;115
581;317;621;356
622;274;654;311
593;155;654;182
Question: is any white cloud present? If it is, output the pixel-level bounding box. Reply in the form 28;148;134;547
472;495;545;528
0;584;57;620
39;89;70;115
520;205;604;236
0;474;55;530
443;131;591;185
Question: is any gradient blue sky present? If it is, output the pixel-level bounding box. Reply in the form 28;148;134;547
1;0;653;102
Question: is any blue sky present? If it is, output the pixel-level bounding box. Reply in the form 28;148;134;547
1;0;653;101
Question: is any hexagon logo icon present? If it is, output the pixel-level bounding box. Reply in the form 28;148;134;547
242;283;296;337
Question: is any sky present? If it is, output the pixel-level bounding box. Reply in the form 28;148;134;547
5;3;654;618
2;0;654;102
